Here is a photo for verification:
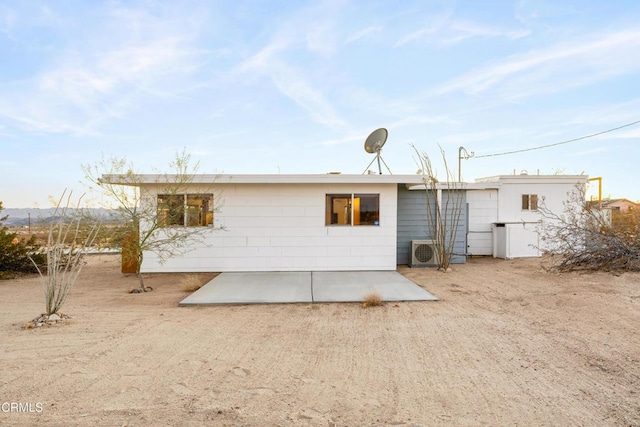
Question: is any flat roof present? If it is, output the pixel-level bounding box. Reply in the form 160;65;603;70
100;173;589;188
475;174;588;184
100;173;430;186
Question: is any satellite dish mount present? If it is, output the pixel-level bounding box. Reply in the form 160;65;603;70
362;127;392;174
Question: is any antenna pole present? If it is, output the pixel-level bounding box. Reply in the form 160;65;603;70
376;153;382;174
458;146;474;181
362;156;378;174
379;155;392;174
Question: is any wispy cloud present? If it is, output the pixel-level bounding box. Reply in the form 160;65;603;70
573;147;608;157
0;3;208;135
0;5;16;36
344;25;382;45
608;127;640;139
434;128;518;146
395;13;527;47
434;30;640;98
443;21;530;44
238;22;347;129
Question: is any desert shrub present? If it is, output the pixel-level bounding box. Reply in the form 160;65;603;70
179;274;204;292
362;291;383;308
538;187;640;272
31;192;100;316
0;202;45;279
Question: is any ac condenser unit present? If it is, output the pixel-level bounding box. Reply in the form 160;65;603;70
411;240;438;267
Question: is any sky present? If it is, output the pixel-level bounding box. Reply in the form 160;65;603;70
1;0;640;208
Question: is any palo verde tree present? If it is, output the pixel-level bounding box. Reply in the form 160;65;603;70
83;149;223;292
413;145;466;271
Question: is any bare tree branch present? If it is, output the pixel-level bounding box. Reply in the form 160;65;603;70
412;145;465;271
537;185;640;272
83;149;224;292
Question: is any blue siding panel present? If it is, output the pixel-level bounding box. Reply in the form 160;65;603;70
396;185;467;265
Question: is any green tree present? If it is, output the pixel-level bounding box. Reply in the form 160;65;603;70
0;201;45;279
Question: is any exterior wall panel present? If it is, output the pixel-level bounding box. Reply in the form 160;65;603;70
141;182;398;272
396;185;467;265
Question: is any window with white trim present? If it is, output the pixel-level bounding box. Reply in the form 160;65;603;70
521;194;538;211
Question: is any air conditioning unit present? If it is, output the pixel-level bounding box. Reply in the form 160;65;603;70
411;240;438;267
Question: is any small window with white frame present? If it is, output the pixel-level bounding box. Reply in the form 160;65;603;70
521;194;538;211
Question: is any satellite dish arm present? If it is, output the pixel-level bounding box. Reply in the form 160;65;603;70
379;155;392;174
362;156;378;174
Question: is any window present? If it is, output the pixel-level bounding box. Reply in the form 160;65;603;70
521;194;538;211
158;194;214;227
158;194;184;227
325;194;379;226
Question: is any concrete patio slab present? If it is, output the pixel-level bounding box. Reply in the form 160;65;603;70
179;270;438;305
179;272;312;305
311;271;438;303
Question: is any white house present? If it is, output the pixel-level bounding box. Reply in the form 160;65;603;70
105;172;587;272
466;174;588;259
127;174;428;273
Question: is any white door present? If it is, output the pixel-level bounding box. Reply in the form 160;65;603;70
467;190;498;256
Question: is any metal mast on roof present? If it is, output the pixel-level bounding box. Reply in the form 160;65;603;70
362;128;392;174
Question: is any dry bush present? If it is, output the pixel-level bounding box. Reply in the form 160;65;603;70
538;186;640;272
362;291;383;308
30;191;100;317
180;274;204;292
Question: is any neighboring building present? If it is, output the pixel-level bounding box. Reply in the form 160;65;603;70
104;172;588;272
598;198;640;212
588;198;640;230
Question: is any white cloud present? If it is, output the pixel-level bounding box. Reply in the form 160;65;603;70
0;5;16;36
306;21;338;55
268;61;346;128
444;21;530;44
573;147;608;156
0;3;208;135
239;32;346;129
344;25;382;45
608;126;640;139
434;30;640;98
395;13;528;47
435;128;518;146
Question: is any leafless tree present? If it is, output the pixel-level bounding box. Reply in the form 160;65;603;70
30;190;100;316
413;145;465;271
83;149;223;292
537;184;640;272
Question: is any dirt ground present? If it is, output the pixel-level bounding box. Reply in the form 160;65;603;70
1;254;639;426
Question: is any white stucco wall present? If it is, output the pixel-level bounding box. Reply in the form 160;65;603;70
472;175;587;257
139;182;398;272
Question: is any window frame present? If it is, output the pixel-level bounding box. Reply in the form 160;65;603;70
521;194;539;211
325;193;380;226
157;193;214;227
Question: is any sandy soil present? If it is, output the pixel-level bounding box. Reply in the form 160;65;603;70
1;254;639;426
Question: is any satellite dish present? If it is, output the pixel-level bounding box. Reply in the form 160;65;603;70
364;128;388;154
362;128;392;175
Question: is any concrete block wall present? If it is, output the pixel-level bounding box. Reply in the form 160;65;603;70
140;183;398;272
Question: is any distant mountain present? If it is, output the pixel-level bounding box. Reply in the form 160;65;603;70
2;208;120;226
